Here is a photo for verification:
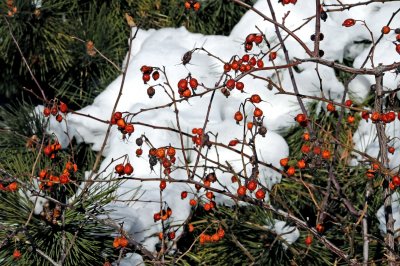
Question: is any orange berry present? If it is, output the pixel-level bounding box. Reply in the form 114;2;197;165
280;158;289;167
189;199;197;206
211;234;220;242
327;102;335;112
237;185;247;196
286;166;295;176
119;236;129;247
297;159;306;169
381;26;390;34
347;115;355;124
206;191;214;200
167;147;176;157
305;235;313;245
8;182;18;191
253;108;263;118
188;223;195;232
113;237;120;248
255;189;265;199
116;119;126;129
12;249;21;259
316;223;324;233
303;133;310;141
193;1;200;11
234;111;243;123
247;122;253;130
322;150;331;160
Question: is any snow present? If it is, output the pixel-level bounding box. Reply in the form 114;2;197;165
36;0;400;260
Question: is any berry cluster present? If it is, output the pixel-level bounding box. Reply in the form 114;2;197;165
184;0;200;11
111;112;135;136
177;76;198;98
113;236;128;249
43;140;62;159
148;146;176;176
0;181;18;192
38;161;77;190
280;133;331;177
43;101;68;123
243;33;264;52
114;162;134;176
199;227;225;244
140;65;160;84
153;207;172;222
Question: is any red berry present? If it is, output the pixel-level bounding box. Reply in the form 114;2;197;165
59;102;68;113
125;124;134;134
226;79;235;89
178;79;188;90
206;191;214;200
286;166;295;176
115;164;125;175
322;150;331;160
13;249;21;259
255;189;265;199
142;74;150;83
392;176;400;186
189;78;198;89
114;112;122;120
234;111;243;123
229;139;239;146
152;71;160;81
247;180;257;191
381;26;390;34
160;180;167;190
235;81;244;91
347;115;355;124
168;231;176;240
269;51;277;61
280;158;289;167
345;100;352;107
253;108;263;118
246;34;256;43
342;18;356;27
237;185;247;196
316;223;324;233
388;146;395;154
56;114;63;123
305;235;313;246
124;163;134;175
257;59;264;68
189;199;197;206
250;94;262;103
297;159;306;169
254;35;263;44
181;191;188;199
327;102;335;112
396;44;400;54
224;63;231;72
43;107;51;117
